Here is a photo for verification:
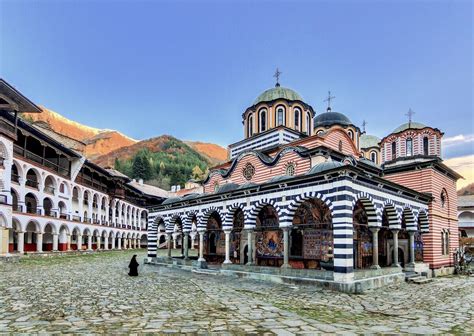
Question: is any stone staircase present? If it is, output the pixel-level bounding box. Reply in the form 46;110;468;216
404;271;433;284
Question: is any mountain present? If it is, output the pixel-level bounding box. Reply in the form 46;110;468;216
24;107;137;159
185;141;228;165
21;106;228;188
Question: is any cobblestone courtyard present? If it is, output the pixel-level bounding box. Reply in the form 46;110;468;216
0;250;473;334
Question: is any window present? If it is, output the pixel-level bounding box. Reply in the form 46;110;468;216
370;151;377;163
348;130;354;140
338;140;343;152
441;232;445;255
317;130;324;135
406;138;413;156
423;137;429;155
440;190;447;208
213;182;219;192
243;163;255;181
391;141;397;159
294;108;301;131
259;109;267;132
306;113;311;135
276;106;285;126
285;163;296;176
248;115;253;137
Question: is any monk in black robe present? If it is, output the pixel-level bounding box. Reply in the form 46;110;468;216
128;255;139;276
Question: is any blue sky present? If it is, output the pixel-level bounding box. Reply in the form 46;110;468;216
1;0;472;159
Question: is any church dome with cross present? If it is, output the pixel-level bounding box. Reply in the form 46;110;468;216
239;69;315;144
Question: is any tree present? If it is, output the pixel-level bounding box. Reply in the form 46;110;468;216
132;152;152;180
191;165;204;180
114;157;121;171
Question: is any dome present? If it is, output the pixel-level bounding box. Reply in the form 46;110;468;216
314;111;353;127
253;86;303;105
360;134;380;149
306;161;344;175
392;122;427;134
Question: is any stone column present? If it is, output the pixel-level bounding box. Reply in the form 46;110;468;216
183;232;190;260
36;232;43;252
370;227;380;269
77;234;82;251
198;231;205;262
128;239;132;249
17;231;24;253
281;227;291;268
391;229;400;267
137;238;140;249
104;236;109;250
408;231;416;267
52;233;59;251
88;235;93;251
66;234;71;251
246;229;254;266
117;237;122;249
167;233;172;258
111;237;115;250
96;236;100;250
223;230;232;264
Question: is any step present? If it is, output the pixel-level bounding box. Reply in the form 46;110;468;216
406;276;425;282
192;268;219;275
412;277;433;284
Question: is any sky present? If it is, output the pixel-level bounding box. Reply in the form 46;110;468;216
0;0;472;161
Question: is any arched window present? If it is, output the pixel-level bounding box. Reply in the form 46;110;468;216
370;151;377;163
259;109;267;132
213;181;219;192
338;140;343;152
276;106;285;126
406;138;413;156
294;108;301;131
248;115;253;137
348;130;354;140
391;141;397;159
306;113;311;135
440;189;447;208
423;137;429;155
285;163;296;176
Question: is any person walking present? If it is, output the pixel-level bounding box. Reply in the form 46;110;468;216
128;255;139;276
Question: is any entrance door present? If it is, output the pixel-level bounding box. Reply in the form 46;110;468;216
398;248;405;267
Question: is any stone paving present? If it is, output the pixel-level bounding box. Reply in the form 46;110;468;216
0;250;473;334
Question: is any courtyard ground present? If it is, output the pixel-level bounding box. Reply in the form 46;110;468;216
0;250;472;334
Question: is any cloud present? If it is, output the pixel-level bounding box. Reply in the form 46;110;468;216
444;154;474;189
442;134;474;147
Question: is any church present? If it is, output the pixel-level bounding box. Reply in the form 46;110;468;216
147;75;460;292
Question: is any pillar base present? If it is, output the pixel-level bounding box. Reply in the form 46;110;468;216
281;263;292;269
246;262;255;266
195;260;208;269
392;263;401;268
370;265;381;270
223;259;232;265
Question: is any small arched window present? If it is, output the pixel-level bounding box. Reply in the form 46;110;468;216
248;115;253;137
317;130;324;135
406;138;413;156
294;108;301;131
213;181;219;192
440;189;447;208
276;106;285;126
348;130;354;140
338;140;343;152
285;163;296;176
306;113;311;135
370;151;377;163
423;137;429;155
259;109;267;133
391;141;397;160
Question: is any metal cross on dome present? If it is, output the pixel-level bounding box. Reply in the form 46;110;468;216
324;91;336;109
362;120;367;133
406;108;415;125
274;68;282;86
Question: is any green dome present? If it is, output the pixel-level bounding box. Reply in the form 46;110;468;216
253;86;303;105
360;134;380;149
392;122;427;134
